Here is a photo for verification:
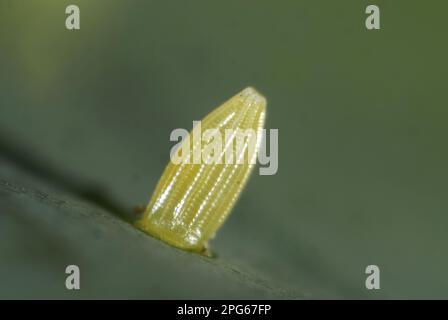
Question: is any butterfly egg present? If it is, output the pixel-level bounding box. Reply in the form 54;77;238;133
135;87;266;253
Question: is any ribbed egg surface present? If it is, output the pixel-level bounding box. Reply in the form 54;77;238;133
135;87;267;253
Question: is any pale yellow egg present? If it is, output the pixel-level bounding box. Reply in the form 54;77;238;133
135;87;267;253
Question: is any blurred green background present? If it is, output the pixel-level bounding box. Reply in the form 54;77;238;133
1;0;447;298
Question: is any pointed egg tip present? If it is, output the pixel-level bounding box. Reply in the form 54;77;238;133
239;87;267;110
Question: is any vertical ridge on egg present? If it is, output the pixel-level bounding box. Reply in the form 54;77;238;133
135;87;267;253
